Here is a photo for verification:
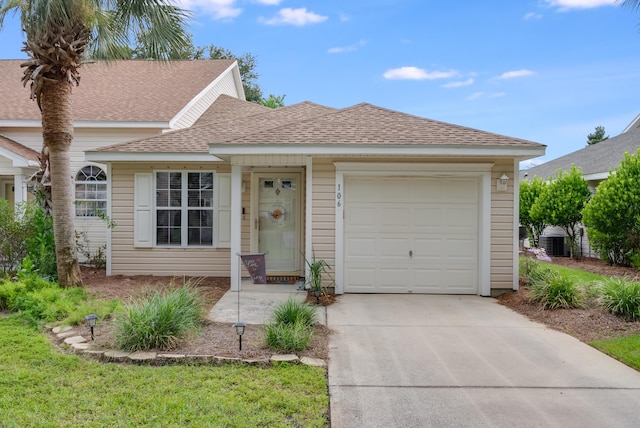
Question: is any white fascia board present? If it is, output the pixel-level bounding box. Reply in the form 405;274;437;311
231;62;246;101
210;144;546;158
85;152;224;162
169;62;243;129
0;147;38;167
583;171;611;181
334;162;494;173
0;120;170;129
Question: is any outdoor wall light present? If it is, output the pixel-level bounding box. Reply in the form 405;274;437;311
234;322;246;351
497;173;509;192
84;314;98;341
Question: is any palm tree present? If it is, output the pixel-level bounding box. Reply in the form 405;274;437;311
0;0;190;286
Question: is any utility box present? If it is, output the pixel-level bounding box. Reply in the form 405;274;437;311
540;236;568;257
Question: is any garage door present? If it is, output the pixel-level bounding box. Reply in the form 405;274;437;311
344;176;478;294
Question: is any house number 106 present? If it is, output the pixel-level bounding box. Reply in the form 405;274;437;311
336;184;342;207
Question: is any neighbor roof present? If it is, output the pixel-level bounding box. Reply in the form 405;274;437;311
0;134;39;162
0;59;236;123
521;125;640;180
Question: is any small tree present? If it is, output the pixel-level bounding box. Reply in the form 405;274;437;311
582;149;640;266
587;125;608;146
260;94;286;109
520;176;547;248
530;166;591;258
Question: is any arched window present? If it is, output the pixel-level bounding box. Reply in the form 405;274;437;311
75;165;107;217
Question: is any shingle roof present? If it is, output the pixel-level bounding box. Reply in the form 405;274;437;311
95;99;337;153
93;98;542;155
521;126;640;180
193;94;270;125
0;59;236;122
0;134;39;162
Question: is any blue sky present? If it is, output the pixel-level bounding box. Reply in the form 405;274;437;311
1;0;640;167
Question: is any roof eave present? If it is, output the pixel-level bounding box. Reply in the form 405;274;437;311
0;120;171;129
85;151;223;162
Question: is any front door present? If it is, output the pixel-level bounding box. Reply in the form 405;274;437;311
254;173;301;273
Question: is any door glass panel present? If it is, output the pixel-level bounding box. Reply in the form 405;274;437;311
258;176;298;272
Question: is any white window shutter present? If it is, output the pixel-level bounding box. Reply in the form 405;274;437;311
134;173;153;248
217;173;232;248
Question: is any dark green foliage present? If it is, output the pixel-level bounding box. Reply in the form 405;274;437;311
114;284;203;351
24;206;57;281
530;165;590;258
260;94;286;109
529;272;584;309
519;177;547;247
599;278;640;321
586;125;608;146
582;149;640;266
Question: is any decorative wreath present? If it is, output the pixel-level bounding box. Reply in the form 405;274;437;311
268;206;286;223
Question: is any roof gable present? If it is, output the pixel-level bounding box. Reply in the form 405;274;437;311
0;134;39;166
193;94;270;125
0;59;236;123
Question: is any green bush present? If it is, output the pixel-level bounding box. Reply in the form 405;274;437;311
0;280;26;310
10;285;87;326
264;319;314;352
65;299;122;326
271;296;318;327
114;284;203;351
521;259;556;288
24;208;57;281
582;149;640;266
529;272;584;309
599;278;640;321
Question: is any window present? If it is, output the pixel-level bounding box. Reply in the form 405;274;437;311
75;165;107;217
155;171;214;246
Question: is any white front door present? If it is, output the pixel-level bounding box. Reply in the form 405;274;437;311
254;173;301;273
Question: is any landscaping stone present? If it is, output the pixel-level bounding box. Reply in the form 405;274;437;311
52;326;72;334
185;354;216;364
300;357;326;368
64;336;87;345
83;349;105;359
215;356;243;365
270;354;299;364
57;330;80;339
71;343;91;352
128;352;157;363
103;350;131;362
157;353;186;361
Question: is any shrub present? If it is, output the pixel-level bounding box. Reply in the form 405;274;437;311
529;272;584;309
599;278;640;321
271;296;317;327
582;149;640;266
114;284;203;351
0;281;26;310
10;285;87;326
264;319;314;352
521;259;556;288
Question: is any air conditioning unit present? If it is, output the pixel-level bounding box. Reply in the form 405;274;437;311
540;236;568;257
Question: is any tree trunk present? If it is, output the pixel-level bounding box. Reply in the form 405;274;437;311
40;78;82;287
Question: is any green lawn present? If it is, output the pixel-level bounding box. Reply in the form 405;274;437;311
590;336;640;371
0;316;328;427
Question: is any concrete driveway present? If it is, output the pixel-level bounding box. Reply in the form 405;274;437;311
327;295;640;428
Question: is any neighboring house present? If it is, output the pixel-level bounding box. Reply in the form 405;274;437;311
520;116;640;257
87;96;545;296
0;59;245;260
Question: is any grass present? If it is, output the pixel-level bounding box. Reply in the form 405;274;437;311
598;278;640;321
591;335;640;372
265;297;317;352
529;271;585;309
0;315;329;427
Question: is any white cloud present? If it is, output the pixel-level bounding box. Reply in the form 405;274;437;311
383;67;458;80
496;69;534;79
545;0;616;10
338;12;351;22
442;78;474;88
524;12;543;20
254;0;281;4
467;92;506;100
328;39;367;54
260;7;328;26
175;0;241;19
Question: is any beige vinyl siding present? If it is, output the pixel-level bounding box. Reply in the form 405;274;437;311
490;162;515;291
311;159;336;276
75;217;108;264
0;157;21;174
172;69;241;129
110;162;235;276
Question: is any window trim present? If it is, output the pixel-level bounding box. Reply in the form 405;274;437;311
153;170;217;248
74;164;108;218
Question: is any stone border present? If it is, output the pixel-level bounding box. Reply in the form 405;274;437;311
49;325;326;368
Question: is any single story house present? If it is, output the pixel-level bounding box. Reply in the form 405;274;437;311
520;116;640;257
0;59;245;258
87;95;545;296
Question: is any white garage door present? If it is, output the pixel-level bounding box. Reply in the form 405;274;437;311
344;176;479;294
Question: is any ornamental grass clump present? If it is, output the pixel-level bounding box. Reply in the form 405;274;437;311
264;296;316;352
529;272;584;310
598;278;640;321
114;283;203;351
